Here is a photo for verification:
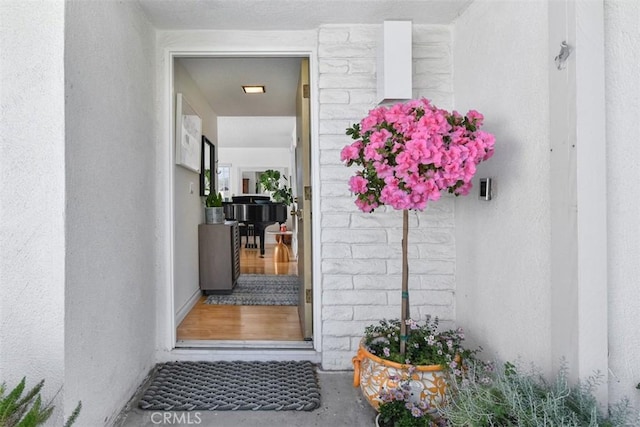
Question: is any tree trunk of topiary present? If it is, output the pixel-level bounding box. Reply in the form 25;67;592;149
400;209;410;356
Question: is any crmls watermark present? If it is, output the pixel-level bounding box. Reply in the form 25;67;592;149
150;412;202;425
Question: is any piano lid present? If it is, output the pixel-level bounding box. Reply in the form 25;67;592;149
231;195;270;204
224;197;287;223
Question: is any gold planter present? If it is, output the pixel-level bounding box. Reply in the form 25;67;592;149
352;341;449;410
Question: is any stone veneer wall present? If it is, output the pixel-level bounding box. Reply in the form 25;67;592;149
316;24;456;370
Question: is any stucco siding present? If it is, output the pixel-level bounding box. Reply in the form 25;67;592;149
453;0;553;370
0;1;66;424
605;0;640;410
64;1;157;424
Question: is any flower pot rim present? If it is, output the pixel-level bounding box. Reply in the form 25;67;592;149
357;339;446;372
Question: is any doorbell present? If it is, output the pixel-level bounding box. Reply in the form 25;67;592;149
479;178;492;201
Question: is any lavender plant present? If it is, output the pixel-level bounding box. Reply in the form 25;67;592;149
440;362;639;426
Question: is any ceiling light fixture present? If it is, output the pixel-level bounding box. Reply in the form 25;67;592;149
242;85;266;94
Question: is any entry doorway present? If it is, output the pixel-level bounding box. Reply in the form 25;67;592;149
170;55;314;347
177;245;301;341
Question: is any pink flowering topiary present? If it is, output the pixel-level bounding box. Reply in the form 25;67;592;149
343;98;495;358
343;98;495;213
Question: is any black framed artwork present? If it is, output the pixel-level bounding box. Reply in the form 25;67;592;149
200;135;215;196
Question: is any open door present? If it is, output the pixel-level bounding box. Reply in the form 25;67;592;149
294;58;312;340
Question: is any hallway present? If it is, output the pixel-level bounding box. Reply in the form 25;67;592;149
177;244;302;341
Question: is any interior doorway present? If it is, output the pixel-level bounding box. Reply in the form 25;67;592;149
171;55;313;348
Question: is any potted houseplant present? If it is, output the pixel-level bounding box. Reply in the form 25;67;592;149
258;169;293;206
204;191;224;224
343;98;495;410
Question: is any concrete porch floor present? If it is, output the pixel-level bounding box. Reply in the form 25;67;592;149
115;370;377;427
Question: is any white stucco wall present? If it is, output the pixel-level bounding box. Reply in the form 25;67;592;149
0;1;66;424
173;61;219;318
453;0;553;370
64;1;157;424
605;0;640;409
318;24;457;370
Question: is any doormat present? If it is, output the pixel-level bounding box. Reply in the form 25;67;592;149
138;361;320;411
205;274;299;306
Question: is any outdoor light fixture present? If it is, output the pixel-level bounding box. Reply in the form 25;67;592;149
242;85;266;94
377;20;412;104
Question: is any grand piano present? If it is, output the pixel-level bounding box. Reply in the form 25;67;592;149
223;195;287;257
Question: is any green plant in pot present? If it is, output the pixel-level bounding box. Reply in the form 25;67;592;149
342;98;495;413
204;191;224;224
258;169;293;206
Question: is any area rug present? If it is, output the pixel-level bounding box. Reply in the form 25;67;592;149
138;361;320;411
205;274;299;306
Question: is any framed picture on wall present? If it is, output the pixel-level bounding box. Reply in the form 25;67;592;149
175;93;201;173
201;135;215;196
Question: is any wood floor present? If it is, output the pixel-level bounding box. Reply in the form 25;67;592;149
176;243;302;341
240;242;298;276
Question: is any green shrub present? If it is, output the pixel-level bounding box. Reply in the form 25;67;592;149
440;362;638;427
0;378;53;427
0;378;81;427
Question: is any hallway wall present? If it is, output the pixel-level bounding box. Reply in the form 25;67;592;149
64;1;157;424
218;145;291;198
173;61;219;319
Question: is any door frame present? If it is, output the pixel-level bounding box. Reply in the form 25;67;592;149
158;41;322;356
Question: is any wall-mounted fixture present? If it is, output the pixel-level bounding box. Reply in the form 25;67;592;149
554;41;572;70
479;178;492;201
377;20;412;104
242;85;265;94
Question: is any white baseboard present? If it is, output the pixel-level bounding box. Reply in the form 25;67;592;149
175;288;201;326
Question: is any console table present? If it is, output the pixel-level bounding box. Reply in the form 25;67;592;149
198;222;240;294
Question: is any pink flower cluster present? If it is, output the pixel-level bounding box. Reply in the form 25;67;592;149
342;98;495;212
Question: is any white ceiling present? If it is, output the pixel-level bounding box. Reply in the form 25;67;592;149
177;57;302;117
138;0;473;31
145;1;473;148
176;56;301;148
